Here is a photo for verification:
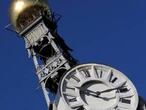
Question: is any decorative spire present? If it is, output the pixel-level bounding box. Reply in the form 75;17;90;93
9;0;50;32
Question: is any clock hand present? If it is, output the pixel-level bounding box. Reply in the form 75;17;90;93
75;86;100;95
98;81;127;94
97;95;117;101
75;86;97;95
75;87;110;101
85;90;110;101
96;95;110;101
86;89;117;101
86;89;100;96
99;86;121;93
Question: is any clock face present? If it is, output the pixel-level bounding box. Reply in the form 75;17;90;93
59;63;139;110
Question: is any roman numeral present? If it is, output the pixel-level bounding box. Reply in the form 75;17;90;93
119;87;129;93
75;106;84;110
96;69;103;78
72;75;80;82
63;90;77;97
116;97;132;110
108;70;118;83
82;69;90;77
68;97;77;102
120;98;131;104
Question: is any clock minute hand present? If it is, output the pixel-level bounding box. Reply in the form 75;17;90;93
98;81;127;94
100;87;119;93
99;86;125;94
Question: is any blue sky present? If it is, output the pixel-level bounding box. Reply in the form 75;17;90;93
0;0;146;110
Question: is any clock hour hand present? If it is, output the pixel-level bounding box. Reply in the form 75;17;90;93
84;90;111;101
86;89;99;96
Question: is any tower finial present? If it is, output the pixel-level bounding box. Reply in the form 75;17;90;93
9;0;50;32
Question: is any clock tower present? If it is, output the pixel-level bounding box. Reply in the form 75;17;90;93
8;0;145;110
9;0;76;109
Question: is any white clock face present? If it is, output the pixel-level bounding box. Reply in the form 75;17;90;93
59;63;139;110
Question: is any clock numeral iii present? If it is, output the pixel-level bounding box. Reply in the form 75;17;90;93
120;98;131;104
